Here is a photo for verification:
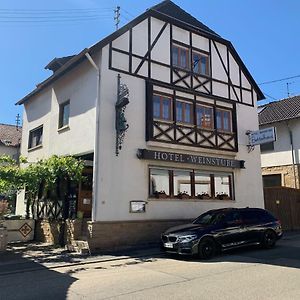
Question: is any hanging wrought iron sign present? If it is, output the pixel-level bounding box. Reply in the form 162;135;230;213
115;74;130;156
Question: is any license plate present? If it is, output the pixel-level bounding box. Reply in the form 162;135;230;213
164;242;173;248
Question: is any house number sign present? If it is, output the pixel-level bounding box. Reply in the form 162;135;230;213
137;149;245;169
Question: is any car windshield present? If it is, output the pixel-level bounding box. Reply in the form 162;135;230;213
193;211;226;225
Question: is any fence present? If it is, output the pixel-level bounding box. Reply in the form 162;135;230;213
264;187;300;230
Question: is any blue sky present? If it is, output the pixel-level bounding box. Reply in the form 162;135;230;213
1;0;300;125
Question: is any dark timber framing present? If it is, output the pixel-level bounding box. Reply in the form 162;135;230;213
17;7;264;105
109;16;257;108
147;82;238;152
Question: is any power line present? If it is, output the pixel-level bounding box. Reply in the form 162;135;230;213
0;14;110;20
261;91;277;101
259;75;300;85
122;9;135;18
0;8;113;12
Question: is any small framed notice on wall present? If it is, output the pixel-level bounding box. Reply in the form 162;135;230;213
130;201;146;213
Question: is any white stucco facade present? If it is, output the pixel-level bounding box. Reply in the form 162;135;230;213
16;5;264;224
260;120;299;168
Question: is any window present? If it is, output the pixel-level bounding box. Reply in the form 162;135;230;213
225;211;242;226
28;126;43;149
153;94;172;121
172;45;189;69
149;167;233;200
150;168;170;196
216;108;232;132
214;173;232;199
59;100;70;129
176;101;193;124
194;173;211;197
263;174;281;188
240;209;261;225
173;170;191;196
193;52;209;75
196;105;213;129
260;142;274;152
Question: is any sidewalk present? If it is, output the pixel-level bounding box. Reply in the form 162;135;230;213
0;242;161;276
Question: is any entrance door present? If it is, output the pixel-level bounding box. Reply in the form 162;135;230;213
77;168;93;218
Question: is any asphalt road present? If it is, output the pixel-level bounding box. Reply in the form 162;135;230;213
1;233;300;300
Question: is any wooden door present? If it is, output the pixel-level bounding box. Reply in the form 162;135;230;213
78;168;93;218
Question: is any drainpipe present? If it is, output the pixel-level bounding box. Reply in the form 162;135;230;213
85;52;101;222
286;122;297;189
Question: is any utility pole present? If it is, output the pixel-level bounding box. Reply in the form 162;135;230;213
15;113;21;130
114;6;120;31
286;82;293;97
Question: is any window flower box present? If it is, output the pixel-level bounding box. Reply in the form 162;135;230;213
154;191;168;199
216;193;230;200
197;193;211;200
177;192;190;199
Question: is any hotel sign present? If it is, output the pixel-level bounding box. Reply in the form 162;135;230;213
248;127;276;146
137;149;245;169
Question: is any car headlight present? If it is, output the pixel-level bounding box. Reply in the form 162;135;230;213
178;234;198;243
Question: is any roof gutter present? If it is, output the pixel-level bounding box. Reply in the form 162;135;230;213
84;52;101;222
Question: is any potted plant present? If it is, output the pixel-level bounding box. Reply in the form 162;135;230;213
217;193;230;200
0;200;9;252
197;193;211;200
177;191;190;199
153;190;168;199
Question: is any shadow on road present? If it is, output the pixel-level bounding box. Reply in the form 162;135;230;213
0;248;77;300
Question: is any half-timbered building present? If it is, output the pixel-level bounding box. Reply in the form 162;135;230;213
16;1;265;251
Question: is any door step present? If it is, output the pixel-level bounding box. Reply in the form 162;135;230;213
66;239;91;255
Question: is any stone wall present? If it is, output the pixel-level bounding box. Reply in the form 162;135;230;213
35;219;84;245
262;164;300;188
86;219;191;252
35;220;65;244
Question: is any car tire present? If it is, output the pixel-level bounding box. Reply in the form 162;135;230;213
261;230;277;249
198;237;216;259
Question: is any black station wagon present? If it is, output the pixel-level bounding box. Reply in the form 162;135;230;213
161;207;283;259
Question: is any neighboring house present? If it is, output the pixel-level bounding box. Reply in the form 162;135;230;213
0;123;21;159
259;95;300;189
16;0;265;250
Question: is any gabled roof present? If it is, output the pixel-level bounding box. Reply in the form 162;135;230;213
150;0;219;37
259;95;300;125
16;0;264;105
0;123;22;147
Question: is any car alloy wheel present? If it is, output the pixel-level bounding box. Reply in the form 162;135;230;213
262;230;277;249
198;237;216;259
